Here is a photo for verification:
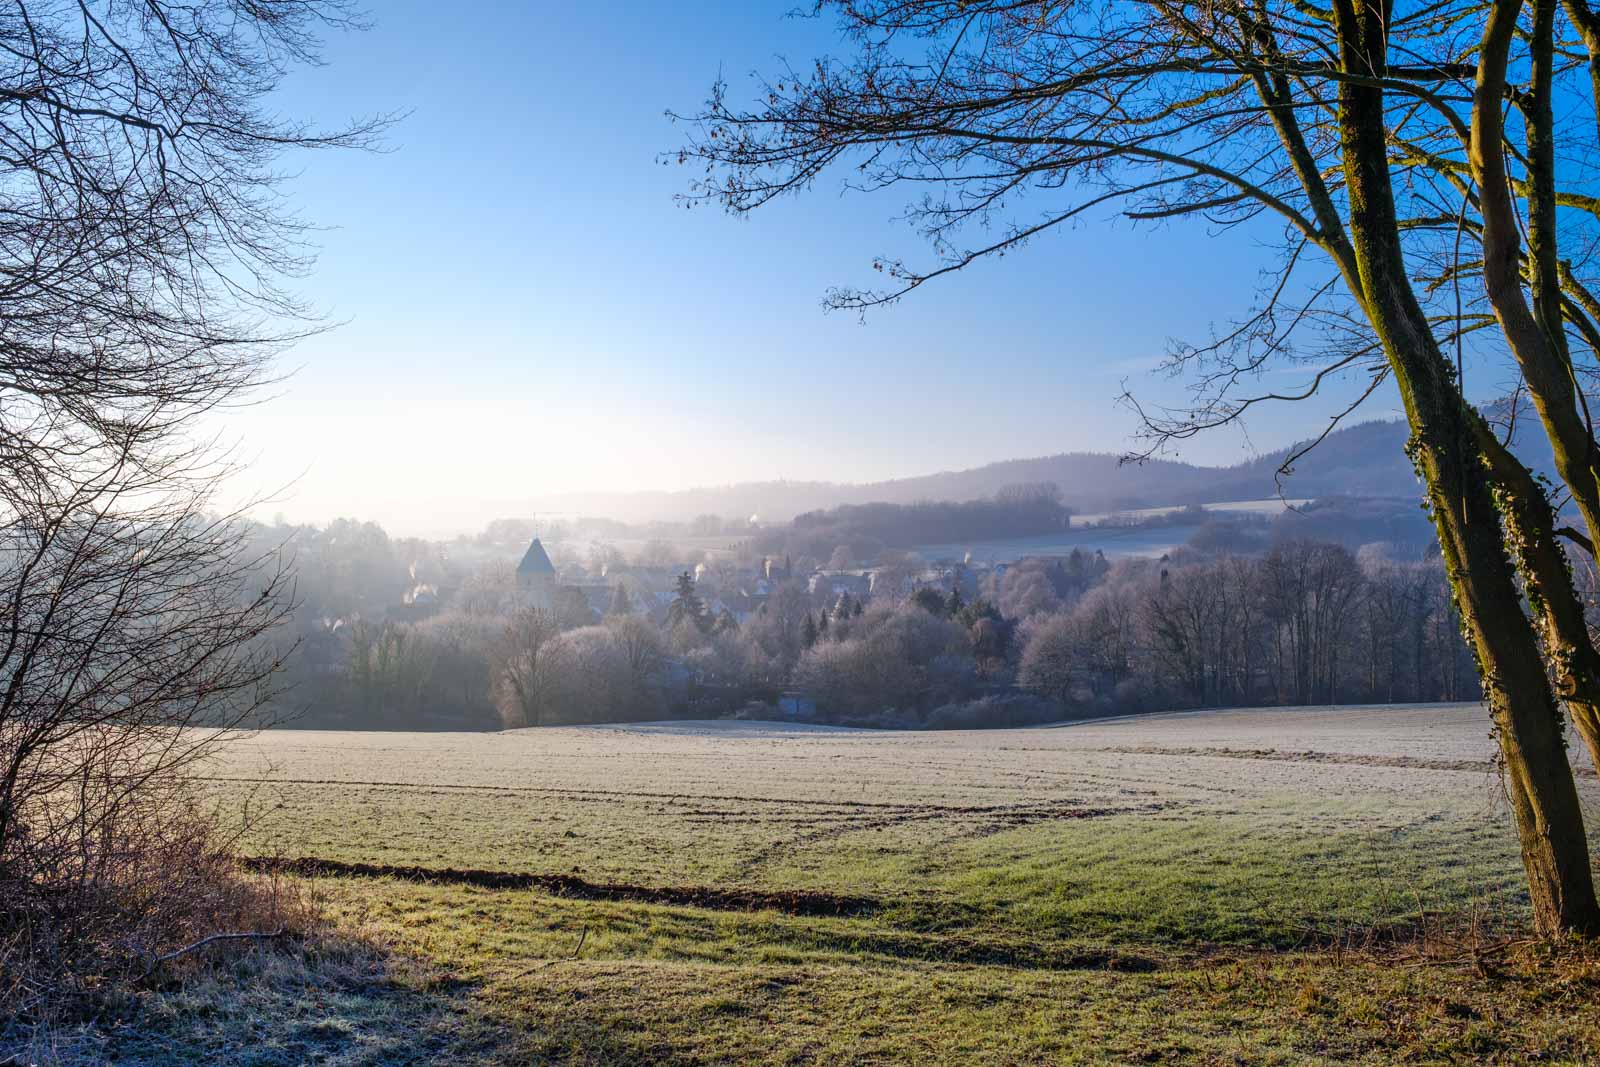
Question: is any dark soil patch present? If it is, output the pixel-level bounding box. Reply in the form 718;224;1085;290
241;856;878;917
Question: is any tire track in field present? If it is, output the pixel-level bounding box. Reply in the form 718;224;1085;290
730;798;1174;877
193;775;993;812
1088;746;1591;776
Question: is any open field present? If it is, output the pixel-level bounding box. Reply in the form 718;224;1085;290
1070;498;1314;527
71;705;1600;1064
915;499;1311;562
914;524;1198;562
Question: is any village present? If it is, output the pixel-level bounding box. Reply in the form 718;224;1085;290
503;534;1007;629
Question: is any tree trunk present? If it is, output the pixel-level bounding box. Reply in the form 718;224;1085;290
1332;0;1600;936
1479;429;1600;775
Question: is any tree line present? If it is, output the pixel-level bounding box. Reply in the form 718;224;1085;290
271;525;1482;734
762;484;1073;563
1019;543;1478;715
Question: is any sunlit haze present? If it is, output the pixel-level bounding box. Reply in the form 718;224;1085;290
216;0;1430;538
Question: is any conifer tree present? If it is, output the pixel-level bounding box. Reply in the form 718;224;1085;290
667;571;709;633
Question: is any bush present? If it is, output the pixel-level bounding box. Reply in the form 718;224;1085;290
830;707;924;730
540;626;654;724
1111;675;1177;715
796;604;976;718
1;787;310;1042
924;693;1065;730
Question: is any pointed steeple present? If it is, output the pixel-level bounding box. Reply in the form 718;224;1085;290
516;537;556;577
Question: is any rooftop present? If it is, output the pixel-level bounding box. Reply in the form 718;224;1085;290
516;537;556;575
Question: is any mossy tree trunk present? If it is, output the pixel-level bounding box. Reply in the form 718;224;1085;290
1332;0;1600;937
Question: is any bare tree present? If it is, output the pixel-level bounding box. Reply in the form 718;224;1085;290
1356;556;1435;703
996;559;1063;620
0;484;298;997
743;580;813;680
1259;541;1365;705
606;613;666;686
1144;559;1260;707
1068;576;1143;692
797;602;972;715
676;0;1600;935
459;560;519;617
0;0;386;1000
636;539;678;568
1017;613;1081;704
491;607;561;728
541;626;648;724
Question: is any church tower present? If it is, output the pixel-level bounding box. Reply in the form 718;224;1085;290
516;537;557;610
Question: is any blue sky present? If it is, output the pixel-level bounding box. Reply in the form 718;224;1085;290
226;1;1417;537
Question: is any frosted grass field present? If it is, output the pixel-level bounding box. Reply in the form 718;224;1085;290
210;703;1561;900
124;703;1600;1065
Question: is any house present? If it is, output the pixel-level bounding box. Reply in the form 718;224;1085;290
578;584;613;617
516;537;557;610
718;590;766;623
808;571;872;599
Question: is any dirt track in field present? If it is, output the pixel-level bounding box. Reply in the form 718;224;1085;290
1093;744;1599;778
241;856;880;916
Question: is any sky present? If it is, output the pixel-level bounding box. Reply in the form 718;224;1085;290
223;1;1421;539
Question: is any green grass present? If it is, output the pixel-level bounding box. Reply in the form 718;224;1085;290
96;894;1600;1065
39;707;1600;1064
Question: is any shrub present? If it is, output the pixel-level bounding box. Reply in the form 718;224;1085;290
1017;613;1080;702
796;604;976;718
1111;675;1177;715
1;787;310;1043
924;694;1065;730
541;626;653;724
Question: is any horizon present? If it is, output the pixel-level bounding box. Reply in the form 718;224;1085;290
256;415;1409;539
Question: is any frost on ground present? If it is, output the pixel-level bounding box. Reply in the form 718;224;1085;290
205;703;1575;895
76;704;1600;1065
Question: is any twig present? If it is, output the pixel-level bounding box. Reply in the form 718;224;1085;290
1395;936;1540;968
142;928;287;978
505;925;590;980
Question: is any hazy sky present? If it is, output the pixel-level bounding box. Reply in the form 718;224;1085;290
225;1;1422;538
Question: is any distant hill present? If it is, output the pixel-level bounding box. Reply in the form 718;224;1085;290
534;416;1556;523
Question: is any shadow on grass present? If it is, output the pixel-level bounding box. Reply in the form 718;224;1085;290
37;936;696;1067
